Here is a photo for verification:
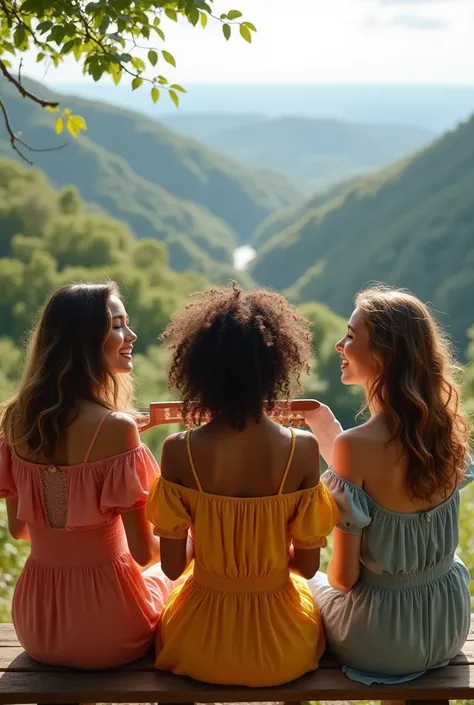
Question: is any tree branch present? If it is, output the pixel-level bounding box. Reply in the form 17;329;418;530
0;97;67;165
0;59;59;109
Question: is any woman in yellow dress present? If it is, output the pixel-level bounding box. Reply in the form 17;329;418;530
146;283;338;686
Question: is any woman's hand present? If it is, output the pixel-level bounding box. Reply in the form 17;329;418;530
305;403;343;466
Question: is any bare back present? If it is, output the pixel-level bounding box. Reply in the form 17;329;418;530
14;401;137;467
162;415;320;497
348;414;457;513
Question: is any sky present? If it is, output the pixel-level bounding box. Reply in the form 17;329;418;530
21;0;474;86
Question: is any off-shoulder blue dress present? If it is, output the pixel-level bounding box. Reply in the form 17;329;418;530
308;461;473;685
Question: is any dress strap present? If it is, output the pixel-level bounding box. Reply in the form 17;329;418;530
83;410;114;463
186;430;203;492
278;427;296;495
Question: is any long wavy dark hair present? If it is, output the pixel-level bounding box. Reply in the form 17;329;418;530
0;282;134;459
357;285;470;501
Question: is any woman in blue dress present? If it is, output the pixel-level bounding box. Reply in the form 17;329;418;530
306;285;472;685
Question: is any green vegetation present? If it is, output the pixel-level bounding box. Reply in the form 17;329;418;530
0;77;303;277
0;153;360;621
251;115;474;353
163;114;433;190
0;0;254;146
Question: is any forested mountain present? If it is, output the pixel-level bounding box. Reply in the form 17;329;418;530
160;113;433;189
0;157;206;351
251;115;474;352
0;79;304;276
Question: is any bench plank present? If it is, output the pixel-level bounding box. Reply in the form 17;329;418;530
0;665;473;704
1;620;473;704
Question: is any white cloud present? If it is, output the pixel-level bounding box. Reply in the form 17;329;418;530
365;12;450;28
11;0;474;86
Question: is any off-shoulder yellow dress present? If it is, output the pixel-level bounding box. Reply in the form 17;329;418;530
146;428;338;686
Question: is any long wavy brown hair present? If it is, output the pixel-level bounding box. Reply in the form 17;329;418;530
357;285;470;501
0;282;135;460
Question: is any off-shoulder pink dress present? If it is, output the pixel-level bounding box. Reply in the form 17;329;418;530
0;414;173;669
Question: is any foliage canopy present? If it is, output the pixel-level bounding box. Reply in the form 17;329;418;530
0;0;254;160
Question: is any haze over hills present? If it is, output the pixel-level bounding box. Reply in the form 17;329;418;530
61;83;474;133
251;114;474;352
159;114;433;189
0;78;304;277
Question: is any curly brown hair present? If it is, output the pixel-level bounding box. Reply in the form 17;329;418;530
161;282;312;430
357;285;470;501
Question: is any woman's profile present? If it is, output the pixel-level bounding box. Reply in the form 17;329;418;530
306;285;472;684
146;283;338;686
0;282;172;669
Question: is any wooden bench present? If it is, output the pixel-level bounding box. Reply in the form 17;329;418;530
1;619;473;705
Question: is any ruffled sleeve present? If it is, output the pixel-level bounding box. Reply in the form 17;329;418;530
289;483;339;549
145;477;191;539
458;454;474;490
0;437;16;499
99;444;159;515
322;468;371;535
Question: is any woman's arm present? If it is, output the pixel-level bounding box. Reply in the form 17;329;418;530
102;413;161;567
327;529;361;592
156;434;195;581
6;498;30;541
160;535;194;581
305;403;343;466
121;507;161;567
326;432;364;591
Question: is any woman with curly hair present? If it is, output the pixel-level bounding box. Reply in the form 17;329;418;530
145;282;338;686
0;282;173;669
304;285;472;684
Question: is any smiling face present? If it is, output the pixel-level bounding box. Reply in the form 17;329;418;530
103;294;137;374
335;307;378;389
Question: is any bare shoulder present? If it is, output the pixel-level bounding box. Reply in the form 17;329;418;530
332;423;379;484
101;412;140;453
295;428;320;454
161;431;187;481
294;428;320;489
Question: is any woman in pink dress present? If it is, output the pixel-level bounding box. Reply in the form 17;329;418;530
0;281;173;669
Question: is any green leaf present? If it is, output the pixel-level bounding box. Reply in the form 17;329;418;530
222;23;231;40
99;16;110;34
73;42;83;60
188;8;199;26
243;21;257;32
19;0;40;12
200;12;208;28
165;8;177;21
61;39;76;55
148;49;158;67
131;76;143;90
158;75;168;85
239;24;252;42
55;116;64;135
162;50;176;67
170;84;186;93
151;86;160;103
227;10;242;20
131;56;146;71
36;52;45;63
111;65;122;86
67;114;87;137
13;26;27;49
152;25;166;40
36;20;53;33
169;89;179;108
